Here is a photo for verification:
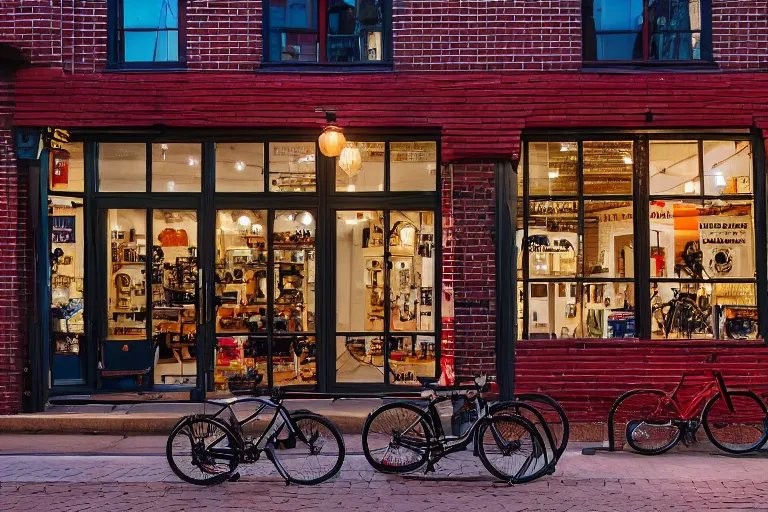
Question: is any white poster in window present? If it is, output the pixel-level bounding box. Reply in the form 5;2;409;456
698;214;753;278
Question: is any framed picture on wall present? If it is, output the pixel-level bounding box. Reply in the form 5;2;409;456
530;284;548;298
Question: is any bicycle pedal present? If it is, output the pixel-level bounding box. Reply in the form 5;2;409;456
228;472;241;482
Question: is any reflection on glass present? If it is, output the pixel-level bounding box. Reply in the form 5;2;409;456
273;336;317;386
703;141;752;195
336;335;385;383
528;200;579;278
390;142;437;191
389;211;435;332
268;0;319;62
98;143;147;192
583;141;633;195
49;142;84;192
214;336;268;393
269;142;316;192
335;142;385;192
591;0;643;61
274;211;316;332
648;200;755;280
647;0;702;61
152;143;202;192
216;143;265;192
388;335;435;385
336;211;384;331
651;282;757;340
107;209;147;339
151;209;198;385
327;0;383;62
215;210;269;334
122;0;179;62
584;201;634;278
528;282;635;339
50;197;85;383
649;141;699;195
528;142;578;196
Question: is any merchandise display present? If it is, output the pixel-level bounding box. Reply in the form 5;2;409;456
213;209;317;391
335;210;436;384
49;196;86;384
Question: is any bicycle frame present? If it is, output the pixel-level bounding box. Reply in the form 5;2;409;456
649;371;735;422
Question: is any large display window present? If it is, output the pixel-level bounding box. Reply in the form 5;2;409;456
518;134;764;341
41;133;440;397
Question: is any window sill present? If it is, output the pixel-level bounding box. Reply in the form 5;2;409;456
258;61;394;73
105;62;187;72
581;60;720;73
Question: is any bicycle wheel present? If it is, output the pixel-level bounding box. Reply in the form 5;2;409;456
476;415;548;484
362;402;431;474
616;390;682;455
166;415;240;486
271;412;345;485
702;391;768;454
490;400;556;466
514;393;570;461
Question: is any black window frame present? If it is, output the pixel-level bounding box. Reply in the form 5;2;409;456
518;130;767;342
261;0;393;70
107;0;187;70
582;0;714;68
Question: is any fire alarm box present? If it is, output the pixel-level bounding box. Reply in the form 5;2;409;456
50;149;70;187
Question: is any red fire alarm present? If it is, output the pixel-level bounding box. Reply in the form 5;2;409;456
50;149;70;187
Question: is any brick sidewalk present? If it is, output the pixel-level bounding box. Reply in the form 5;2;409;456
1;436;767;511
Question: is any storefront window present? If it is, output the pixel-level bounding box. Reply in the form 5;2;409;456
528;142;578;196
50;196;86;384
107;209;148;340
335;141;384;192
336;209;437;385
98;143;147;192
521;140;636;340
703;140;752;196
152;143;201;193
49;142;84;193
390;142;437;191
269;142;316;192
151;209;198;385
650;141;699;195
216;143;265;192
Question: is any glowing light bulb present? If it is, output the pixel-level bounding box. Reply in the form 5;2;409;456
623;156;633;165
715;174;726;187
167;180;175;192
347;184;356;192
235;161;245;172
238;215;251;227
684;181;695;193
188;157;197;167
300;212;313;226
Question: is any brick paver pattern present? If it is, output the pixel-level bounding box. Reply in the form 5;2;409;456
2;443;768;511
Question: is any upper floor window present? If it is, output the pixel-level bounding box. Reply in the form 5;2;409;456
265;0;388;64
583;0;712;64
109;0;186;67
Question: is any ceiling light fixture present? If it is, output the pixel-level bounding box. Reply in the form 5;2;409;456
235;161;245;172
318;111;346;157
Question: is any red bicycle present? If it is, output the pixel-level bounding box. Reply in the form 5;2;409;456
616;363;768;455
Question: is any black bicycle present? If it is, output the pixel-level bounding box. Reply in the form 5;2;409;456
166;389;345;486
361;376;562;484
652;287;711;339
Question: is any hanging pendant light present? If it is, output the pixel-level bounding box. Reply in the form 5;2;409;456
318;111;346;157
339;145;363;177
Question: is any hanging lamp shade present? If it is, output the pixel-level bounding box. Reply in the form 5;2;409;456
318;124;346;157
339;146;363;176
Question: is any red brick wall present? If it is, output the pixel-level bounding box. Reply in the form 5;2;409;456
442;163;497;379
0;72;28;415
393;0;582;71
2;1;768;71
712;1;768;69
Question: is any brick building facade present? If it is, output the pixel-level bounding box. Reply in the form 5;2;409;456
2;1;768;419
